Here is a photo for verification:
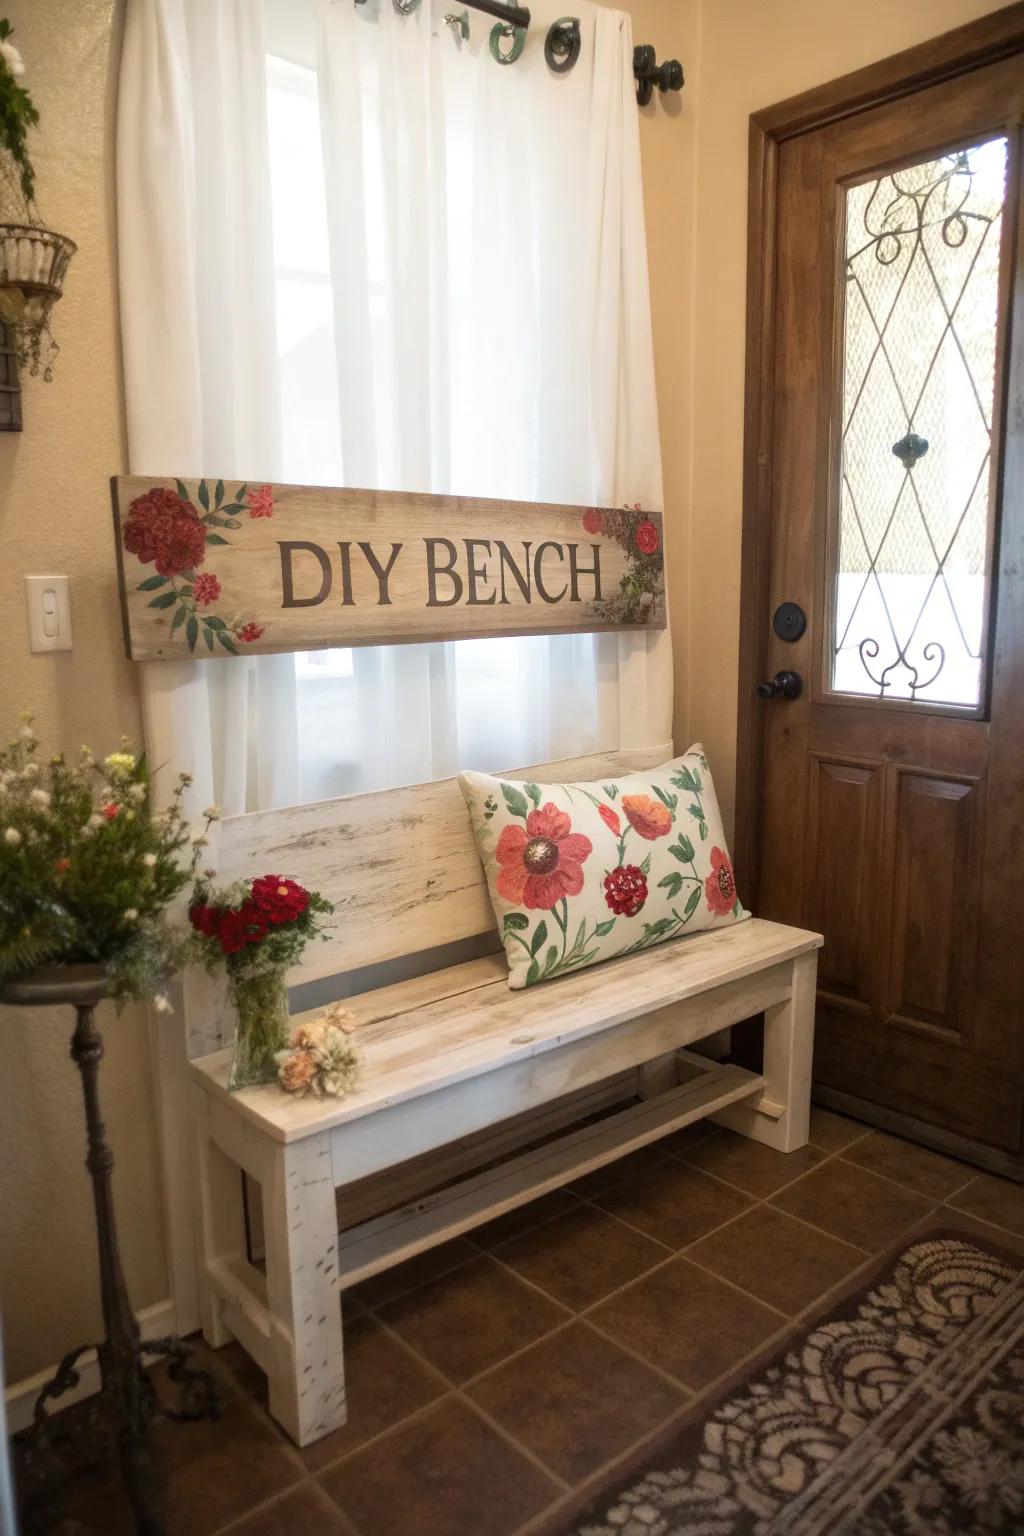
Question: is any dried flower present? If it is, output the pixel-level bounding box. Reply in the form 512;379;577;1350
4;827;21;846
278;1051;318;1094
143;852;157;868
275;1008;360;1099
323;1001;359;1035
123;908;139;922
28;788;50;809
153;994;173;1014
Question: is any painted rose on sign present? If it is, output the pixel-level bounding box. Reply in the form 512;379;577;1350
589;502;665;625
124;479;273;654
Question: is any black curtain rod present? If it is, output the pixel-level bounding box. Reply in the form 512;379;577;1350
461;0;531;26
365;0;684;104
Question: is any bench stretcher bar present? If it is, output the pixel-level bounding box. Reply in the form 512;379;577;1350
337;1055;766;1286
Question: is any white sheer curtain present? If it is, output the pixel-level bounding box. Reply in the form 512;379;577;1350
118;0;671;816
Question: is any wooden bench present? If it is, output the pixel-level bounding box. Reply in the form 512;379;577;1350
188;746;822;1447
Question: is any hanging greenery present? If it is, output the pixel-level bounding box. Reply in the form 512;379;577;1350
0;20;38;205
0;19;75;380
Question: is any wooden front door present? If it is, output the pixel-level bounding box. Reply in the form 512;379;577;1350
750;43;1024;1172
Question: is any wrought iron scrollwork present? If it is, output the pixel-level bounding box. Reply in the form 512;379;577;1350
857;636;946;698
834;140;1005;704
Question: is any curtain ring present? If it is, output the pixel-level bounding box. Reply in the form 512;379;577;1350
544;18;580;74
490;21;526;64
392;0;422;13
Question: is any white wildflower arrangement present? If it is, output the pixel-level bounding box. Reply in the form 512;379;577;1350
274;1003;361;1099
0;716;216;1006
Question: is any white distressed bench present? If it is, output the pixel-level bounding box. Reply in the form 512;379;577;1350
189;746;822;1447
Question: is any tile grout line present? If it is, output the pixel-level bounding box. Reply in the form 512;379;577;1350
941;1194;1024;1242
506;1398;697;1536
834;1148;979;1206
211;1477;358;1536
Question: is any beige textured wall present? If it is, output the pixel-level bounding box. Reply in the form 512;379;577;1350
619;0;700;757
0;0;1008;1386
0;0;168;1386
681;0;1007;833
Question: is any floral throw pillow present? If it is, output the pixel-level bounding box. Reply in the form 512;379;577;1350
459;744;747;989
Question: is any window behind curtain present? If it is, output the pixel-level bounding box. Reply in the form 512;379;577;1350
266;50;617;803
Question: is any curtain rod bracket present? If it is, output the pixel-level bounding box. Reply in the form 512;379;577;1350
633;44;683;107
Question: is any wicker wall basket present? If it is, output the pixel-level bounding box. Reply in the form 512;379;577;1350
0;221;75;328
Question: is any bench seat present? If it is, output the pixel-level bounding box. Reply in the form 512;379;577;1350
192;918;817;1142
190;916;821;1446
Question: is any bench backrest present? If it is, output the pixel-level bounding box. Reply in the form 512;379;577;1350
218;746;670;985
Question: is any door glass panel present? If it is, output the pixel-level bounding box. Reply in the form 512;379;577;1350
832;137;1007;706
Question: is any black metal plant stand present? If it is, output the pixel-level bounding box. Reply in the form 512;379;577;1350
3;966;219;1535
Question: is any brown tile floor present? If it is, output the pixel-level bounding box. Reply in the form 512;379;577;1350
40;1109;1024;1536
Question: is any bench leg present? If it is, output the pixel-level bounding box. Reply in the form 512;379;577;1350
711;950;816;1152
192;1087;246;1349
262;1133;347;1447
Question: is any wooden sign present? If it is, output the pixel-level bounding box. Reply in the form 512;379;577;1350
111;478;666;661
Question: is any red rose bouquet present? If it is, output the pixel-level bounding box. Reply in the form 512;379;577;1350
189;873;333;1090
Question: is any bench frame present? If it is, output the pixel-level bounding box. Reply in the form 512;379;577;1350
190;922;819;1446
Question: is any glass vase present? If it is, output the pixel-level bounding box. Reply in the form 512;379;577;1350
227;969;291;1091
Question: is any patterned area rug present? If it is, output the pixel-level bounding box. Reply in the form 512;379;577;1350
561;1235;1024;1535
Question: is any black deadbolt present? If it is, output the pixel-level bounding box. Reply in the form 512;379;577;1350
772;601;806;643
757;670;803;701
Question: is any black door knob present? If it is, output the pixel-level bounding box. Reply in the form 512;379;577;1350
757;670;803;701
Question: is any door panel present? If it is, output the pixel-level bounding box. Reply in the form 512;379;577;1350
757;54;1024;1163
804;755;882;1010
885;770;979;1037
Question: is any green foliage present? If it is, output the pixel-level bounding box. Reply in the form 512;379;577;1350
501;782;530;821
0;718;216;1004
0;21;39;205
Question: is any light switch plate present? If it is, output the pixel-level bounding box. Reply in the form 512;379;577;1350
25;574;72;653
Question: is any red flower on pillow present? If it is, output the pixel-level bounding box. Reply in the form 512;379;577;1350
123;487;207;577
621;794;672;840
251;875;310;925
705;847;737;916
635;520;660;556
598;803;621;837
496;804;593;910
604;864;647;917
